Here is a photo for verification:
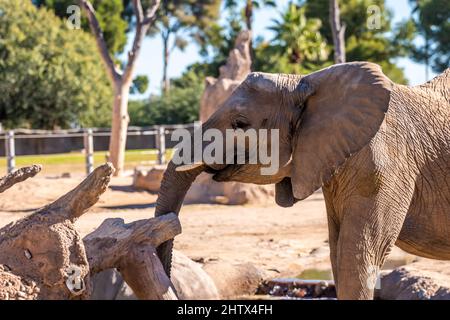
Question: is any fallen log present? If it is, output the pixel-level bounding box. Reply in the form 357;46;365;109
0;163;113;299
0;165;41;194
0;163;181;300
84;214;180;300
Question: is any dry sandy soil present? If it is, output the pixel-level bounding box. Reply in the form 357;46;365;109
0;170;436;280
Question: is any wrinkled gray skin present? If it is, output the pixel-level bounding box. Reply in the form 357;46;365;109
156;62;450;300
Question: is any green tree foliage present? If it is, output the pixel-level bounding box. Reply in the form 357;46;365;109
190;0;411;84
194;5;244;78
35;0;150;95
408;0;449;73
0;0;112;129
225;0;276;30
224;0;276;67
33;0;128;56
303;0;410;83
129;71;202;126
131;75;150;95
254;3;330;74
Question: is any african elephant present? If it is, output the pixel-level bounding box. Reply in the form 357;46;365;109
155;62;450;300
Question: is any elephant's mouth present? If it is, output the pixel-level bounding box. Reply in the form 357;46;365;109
206;164;242;182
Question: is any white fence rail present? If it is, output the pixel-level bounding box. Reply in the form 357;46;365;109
1;122;201;174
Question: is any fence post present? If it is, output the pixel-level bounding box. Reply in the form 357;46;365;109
5;130;15;174
156;126;166;165
84;128;94;175
194;121;202;132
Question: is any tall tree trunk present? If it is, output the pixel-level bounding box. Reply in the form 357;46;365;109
109;81;131;176
244;0;255;70
162;33;170;94
80;0;161;176
425;32;430;81
329;0;346;64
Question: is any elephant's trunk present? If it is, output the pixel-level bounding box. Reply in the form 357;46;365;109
155;160;204;276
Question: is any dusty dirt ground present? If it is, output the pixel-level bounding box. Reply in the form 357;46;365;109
0;170;433;280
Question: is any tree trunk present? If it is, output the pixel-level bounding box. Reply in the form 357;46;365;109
80;0;161;177
162;33;170;94
245;0;254;70
329;0;346;64
425;32;430;81
109;82;131;176
244;0;253;31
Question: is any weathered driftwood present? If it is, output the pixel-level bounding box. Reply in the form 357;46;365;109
0;165;42;194
0;163;181;300
84;214;180;300
0;163;114;299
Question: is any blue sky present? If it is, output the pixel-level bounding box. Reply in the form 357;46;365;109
124;0;436;98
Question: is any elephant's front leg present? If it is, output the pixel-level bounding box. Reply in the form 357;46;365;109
334;196;406;300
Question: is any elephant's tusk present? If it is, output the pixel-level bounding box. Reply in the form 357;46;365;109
175;162;205;172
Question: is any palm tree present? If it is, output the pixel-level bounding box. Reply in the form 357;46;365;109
267;3;329;72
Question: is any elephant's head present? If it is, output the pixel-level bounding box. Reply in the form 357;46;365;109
155;61;393;275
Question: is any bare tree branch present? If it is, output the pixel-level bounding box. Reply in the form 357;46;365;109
123;0;161;84
0;165;41;194
143;0;161;25
79;0;160;174
133;0;145;24
78;0;121;83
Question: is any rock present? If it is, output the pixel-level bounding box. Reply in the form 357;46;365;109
132;165;166;193
184;173;274;205
202;261;265;298
171;250;220;300
90;269;124;300
90;250;219;300
378;260;450;300
199;30;251;122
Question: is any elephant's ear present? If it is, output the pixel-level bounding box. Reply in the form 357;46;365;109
291;62;393;200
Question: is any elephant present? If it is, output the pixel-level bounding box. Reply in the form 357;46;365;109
155;61;450;300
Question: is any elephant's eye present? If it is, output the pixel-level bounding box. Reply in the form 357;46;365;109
232;119;249;130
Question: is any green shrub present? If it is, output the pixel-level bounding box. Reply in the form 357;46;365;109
0;0;113;129
129;71;203;126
